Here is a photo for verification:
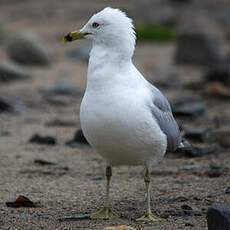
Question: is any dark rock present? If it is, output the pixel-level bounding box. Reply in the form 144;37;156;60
66;129;89;147
184;128;213;143
172;97;205;117
176;145;217;157
204;68;230;86
181;204;202;216
29;134;56;145
0;62;30;82
34;159;56;165
185;222;195;227
45;119;76;127
175;32;223;66
59;214;90;222
42;80;83;97
66;43;91;63
6;33;51;66
225;187;230;194
209;128;230;148
207;164;225;178
163;205;202;217
45;95;72;106
0;96;25;114
207;203;230;230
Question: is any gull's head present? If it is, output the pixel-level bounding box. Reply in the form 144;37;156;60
64;7;136;57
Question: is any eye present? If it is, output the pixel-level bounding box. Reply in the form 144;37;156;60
92;22;100;28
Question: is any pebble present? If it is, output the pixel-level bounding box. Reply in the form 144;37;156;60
172;97;205;117
66;129;89;147
0;96;25;114
29;134;56;145
42;80;83;97
103;226;136;230
6;33;51;66
184;128;213;143
0;62;30;82
207;164;225;178
176;145;217;157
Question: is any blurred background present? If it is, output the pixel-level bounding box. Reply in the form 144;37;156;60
0;0;229;229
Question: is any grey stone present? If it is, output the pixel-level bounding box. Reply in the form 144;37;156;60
175;12;224;66
66;129;89;147
6;33;51;66
42;80;83;97
0;96;25;114
207;203;230;230
172;97;205;117
175;33;223;66
0;62;30;82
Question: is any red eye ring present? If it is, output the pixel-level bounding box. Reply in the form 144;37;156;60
92;22;99;28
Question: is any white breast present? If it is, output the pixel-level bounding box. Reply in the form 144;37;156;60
80;84;167;167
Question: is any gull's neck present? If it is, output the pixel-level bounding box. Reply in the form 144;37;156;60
90;43;133;66
85;43;137;92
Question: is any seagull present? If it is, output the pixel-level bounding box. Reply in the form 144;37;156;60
64;7;181;222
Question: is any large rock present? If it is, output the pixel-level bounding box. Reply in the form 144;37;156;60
207;203;230;230
0;62;30;82
175;12;224;66
175;33;223;66
6;33;51;66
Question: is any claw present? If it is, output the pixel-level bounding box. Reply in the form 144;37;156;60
91;207;120;220
136;211;164;223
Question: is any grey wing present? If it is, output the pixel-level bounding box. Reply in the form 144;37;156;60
150;87;181;151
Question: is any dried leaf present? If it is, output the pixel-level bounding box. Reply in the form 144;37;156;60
6;195;37;208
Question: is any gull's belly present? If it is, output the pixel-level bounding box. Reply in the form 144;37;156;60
80;92;167;166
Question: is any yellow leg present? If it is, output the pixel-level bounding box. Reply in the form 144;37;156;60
136;168;164;223
91;166;119;220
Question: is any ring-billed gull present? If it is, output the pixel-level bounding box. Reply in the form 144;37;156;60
64;7;181;222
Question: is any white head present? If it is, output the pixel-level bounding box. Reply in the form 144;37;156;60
64;7;136;59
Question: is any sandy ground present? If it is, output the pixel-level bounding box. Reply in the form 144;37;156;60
0;1;230;229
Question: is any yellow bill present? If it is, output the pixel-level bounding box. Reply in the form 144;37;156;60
63;31;87;43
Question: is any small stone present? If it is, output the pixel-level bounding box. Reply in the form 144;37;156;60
185;222;195;227
225;187;230;194
29;134;56;145
207;203;230;230
176;145;217;157
42;80;83;97
6;33;51;66
207;164;225;178
59;214;90;222
66;129;89;147
103;226;136;230
184;128;213;143
172;97;205;117
0;96;25;114
0;62;30;82
34;159;56;166
45;119;76;127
